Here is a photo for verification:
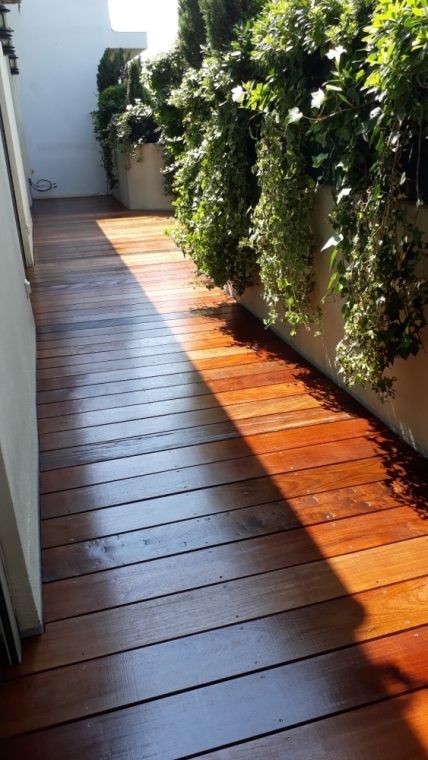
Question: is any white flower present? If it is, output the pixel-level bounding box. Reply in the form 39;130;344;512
326;45;346;64
231;85;245;103
126;104;133;111
311;88;326;110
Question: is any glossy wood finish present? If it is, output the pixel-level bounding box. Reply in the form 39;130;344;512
1;196;428;759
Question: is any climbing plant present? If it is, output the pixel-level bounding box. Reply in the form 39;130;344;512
322;0;428;396
170;36;260;293
145;47;187;195
100;0;428;397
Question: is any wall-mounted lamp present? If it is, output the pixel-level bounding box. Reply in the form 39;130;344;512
2;41;19;73
2;40;13;55
8;51;18;74
0;5;13;41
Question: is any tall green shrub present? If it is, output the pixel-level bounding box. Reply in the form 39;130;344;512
178;0;207;68
96;48;129;93
127;58;146;104
92;84;127;188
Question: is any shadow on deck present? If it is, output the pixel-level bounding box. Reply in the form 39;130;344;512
1;196;428;758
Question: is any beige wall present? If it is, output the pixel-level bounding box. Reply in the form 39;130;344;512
113;144;174;211
0;63;41;635
238;186;428;458
0;52;33;265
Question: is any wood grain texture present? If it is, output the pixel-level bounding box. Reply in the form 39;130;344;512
7;535;428;676
2;197;428;760
2;629;428;757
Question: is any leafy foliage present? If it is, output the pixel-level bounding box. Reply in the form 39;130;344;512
170;47;259;292
92;51;159;189
178;0;206;67
92;84;127;188
199;0;260;50
138;0;428;397
127;58;146;104
308;0;428;396
96;48;130;93
145;47;187;195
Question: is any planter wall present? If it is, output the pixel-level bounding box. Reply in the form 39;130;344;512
112;144;174;211
234;186;428;458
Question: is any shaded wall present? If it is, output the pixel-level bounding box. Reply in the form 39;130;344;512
0;105;41;635
238;187;428;458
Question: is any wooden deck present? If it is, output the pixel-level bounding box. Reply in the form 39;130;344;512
1;196;428;758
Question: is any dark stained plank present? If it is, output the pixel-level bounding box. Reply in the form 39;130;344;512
41;505;428;582
36;357;301;406
195;691;428;760
39;419;376;493
38;395;322;453
36;343;262;381
39;456;390;520
35;301;237;334
35;310;250;347
5;535;428;677
40;441;386;518
36;366;305;420
39;407;354;471
35;320;248;361
36;349;282;392
38;364;304;419
1;627;428;757
2;598;428;739
40;479;400;551
4;199;427;760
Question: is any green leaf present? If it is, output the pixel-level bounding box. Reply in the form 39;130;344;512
312;153;329;168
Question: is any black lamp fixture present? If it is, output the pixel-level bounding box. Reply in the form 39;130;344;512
8;52;18;74
2;42;19;74
0;4;13;41
2;40;13;55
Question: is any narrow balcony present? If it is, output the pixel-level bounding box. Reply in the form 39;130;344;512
1;196;428;758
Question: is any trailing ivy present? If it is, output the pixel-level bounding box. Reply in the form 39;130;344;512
145;47;187;195
106;0;428;397
170;46;259;292
245;0;428;394
309;0;428;396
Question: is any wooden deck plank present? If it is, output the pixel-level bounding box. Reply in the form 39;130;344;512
38;408;355;470
2;197;428;759
40;480;400;552
4;535;428;677
2;629;428;757
41;505;428;582
39;418;375;493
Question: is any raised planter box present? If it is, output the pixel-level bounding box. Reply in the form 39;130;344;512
112;143;174;211
231;186;428;458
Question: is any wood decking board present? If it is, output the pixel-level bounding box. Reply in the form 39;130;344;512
1;196;428;759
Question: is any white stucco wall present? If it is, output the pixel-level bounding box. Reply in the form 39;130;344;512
0;125;41;634
8;0;147;198
238;186;428;458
